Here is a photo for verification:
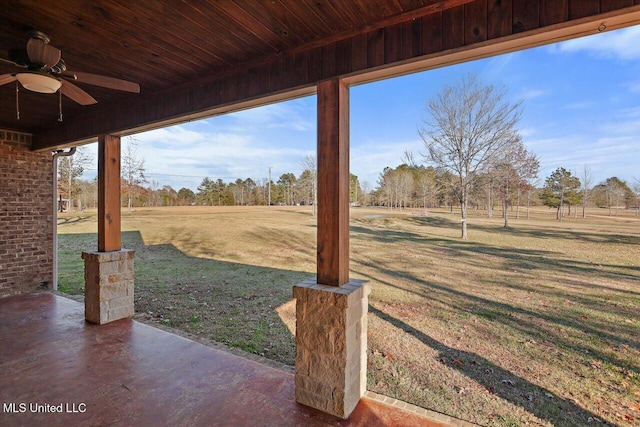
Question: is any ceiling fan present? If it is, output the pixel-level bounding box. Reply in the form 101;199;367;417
0;30;140;107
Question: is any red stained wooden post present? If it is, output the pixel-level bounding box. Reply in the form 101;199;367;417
317;79;349;286
97;134;121;252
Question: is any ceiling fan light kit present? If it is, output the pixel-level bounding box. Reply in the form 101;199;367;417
15;73;61;93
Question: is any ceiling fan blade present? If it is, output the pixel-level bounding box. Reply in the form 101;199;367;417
27;38;61;68
0;57;20;66
0;74;17;87
67;71;140;93
60;80;97;105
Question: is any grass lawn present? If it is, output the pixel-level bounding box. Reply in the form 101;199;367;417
57;205;640;426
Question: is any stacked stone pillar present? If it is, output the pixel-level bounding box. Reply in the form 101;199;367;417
82;250;135;324
293;278;370;418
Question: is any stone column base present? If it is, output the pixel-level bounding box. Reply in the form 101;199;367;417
82;250;135;324
293;278;370;418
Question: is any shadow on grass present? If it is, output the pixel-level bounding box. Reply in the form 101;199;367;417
369;305;604;426
356;257;640;367
350;224;640;294
57;230;310;365
408;215;640;246
57;215;94;226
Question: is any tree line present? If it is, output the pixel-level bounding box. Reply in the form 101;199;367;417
57;75;639;234
374;163;639;216
58;146;639;220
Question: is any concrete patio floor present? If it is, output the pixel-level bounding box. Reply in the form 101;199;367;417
0;292;469;426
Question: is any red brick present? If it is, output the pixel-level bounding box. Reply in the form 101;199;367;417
0;131;53;296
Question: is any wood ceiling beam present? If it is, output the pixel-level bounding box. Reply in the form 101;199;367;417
31;2;640;150
282;0;477;55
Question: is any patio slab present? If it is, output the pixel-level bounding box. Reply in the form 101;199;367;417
0;292;456;426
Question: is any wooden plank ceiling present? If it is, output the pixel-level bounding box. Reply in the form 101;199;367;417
0;0;639;150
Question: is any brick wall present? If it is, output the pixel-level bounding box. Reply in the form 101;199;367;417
0;130;53;296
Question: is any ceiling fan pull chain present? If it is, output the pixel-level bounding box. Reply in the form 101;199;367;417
15;81;20;120
58;90;63;122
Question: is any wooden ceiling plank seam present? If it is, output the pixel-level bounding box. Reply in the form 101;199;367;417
397;0;430;10
442;4;465;50
57;0;222;72
346;1;380;26
464;0;488;45
281;0;477;57
295;0;336;33
384;23;404;64
399;19;421;60
260;0;309;44
569;0;601;20
335;38;353;76
367;28;386;68
280;53;296;93
298;0;353;31
106;0;237;68
273;0;322;38
602;0;635;13
308;47;323;83
275;1;334;41
513;0;541;33
293;50;309;87
372;0;405;17
329;0;371;27
269;58;283;93
321;43;337;80
38;0;222;83
222;0;297;52
94;1;234;73
540;0;568;26
159;2;267;61
421;11;444;55
489;0;514;39
258;63;271;96
350;33;369;73
246;66;260;98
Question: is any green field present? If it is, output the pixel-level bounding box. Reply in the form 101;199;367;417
57;206;640;426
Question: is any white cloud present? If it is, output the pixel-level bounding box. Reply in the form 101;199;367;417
120;119;315;190
554;25;640;60
628;79;640;94
227;99;315;132
562;101;596;110
351;138;425;185
519;88;548;100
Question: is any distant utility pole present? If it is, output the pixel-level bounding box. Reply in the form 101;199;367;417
268;166;272;208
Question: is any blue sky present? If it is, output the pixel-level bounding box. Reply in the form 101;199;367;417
84;25;640;192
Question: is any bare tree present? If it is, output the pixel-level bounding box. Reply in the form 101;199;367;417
300;155;317;216
415;169;437;209
361;181;371;207
57;146;93;212
121;137;147;211
580;166;593;219
634;178;640;217
419;74;523;239
149;180;160;207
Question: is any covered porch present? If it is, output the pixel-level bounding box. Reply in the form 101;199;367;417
0;292;455;426
2;1;640;425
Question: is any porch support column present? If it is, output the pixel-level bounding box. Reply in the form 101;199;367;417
83;134;135;324
316;78;349;286
293;79;369;419
97;134;121;252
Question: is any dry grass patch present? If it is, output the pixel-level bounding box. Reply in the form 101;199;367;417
58;206;640;426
